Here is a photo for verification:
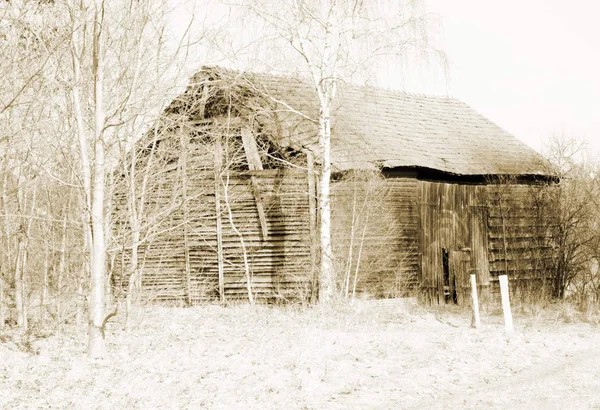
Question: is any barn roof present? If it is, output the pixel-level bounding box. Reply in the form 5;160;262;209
179;66;549;176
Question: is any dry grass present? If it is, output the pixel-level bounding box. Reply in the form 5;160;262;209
1;301;600;409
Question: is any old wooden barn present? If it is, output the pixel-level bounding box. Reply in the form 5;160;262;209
112;66;557;305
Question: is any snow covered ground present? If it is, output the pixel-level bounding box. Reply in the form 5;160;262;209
1;302;600;409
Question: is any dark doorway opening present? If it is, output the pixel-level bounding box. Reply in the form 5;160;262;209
442;248;457;304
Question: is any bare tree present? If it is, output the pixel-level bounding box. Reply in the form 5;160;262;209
235;0;441;303
0;0;218;342
543;134;600;301
0;0;72;329
65;0;216;353
109;4;217;323
64;0;111;358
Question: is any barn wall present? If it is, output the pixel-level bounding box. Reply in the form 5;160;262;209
419;180;557;305
484;183;557;300
218;170;313;300
114;168;312;303
331;176;419;298
114;148;557;305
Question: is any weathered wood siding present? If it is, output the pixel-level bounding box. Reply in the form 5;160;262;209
484;183;556;299
114;144;556;305
331;176;419;298
219;170;313;300
114;168;312;302
419;181;487;304
419;180;556;305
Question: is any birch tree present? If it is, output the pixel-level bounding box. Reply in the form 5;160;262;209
238;0;440;303
0;0;216;339
68;0;215;342
65;0;109;358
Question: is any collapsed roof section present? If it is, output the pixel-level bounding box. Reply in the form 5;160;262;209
157;66;551;177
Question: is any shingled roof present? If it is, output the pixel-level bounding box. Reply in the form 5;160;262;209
185;67;548;176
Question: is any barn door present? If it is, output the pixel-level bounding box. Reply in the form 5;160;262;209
419;181;488;305
449;250;471;305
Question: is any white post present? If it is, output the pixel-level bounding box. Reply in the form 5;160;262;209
498;275;514;333
470;274;481;328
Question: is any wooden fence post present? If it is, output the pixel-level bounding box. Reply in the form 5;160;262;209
470;273;481;328
499;274;513;333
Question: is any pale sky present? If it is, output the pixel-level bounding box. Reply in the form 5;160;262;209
420;0;600;154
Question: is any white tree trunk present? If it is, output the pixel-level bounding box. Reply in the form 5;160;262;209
14;236;26;329
14;174;33;329
41;225;50;327
0;173;8;328
125;228;140;330
319;104;335;303
125;146;142;329
88;0;107;358
56;195;70;332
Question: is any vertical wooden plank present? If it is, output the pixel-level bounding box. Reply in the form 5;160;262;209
436;192;444;305
306;151;319;303
428;193;434;304
451;183;458;249
214;135;225;303
470;189;490;287
440;182;451;304
461;252;471;304
434;182;444;304
448;250;458;304
241;127;269;240
415;180;423;296
458;185;468;249
180;132;192;305
241;126;263;168
418;180;433;302
470;274;481;328
450;250;471;305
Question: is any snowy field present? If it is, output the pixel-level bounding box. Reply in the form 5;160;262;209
1;302;600;409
